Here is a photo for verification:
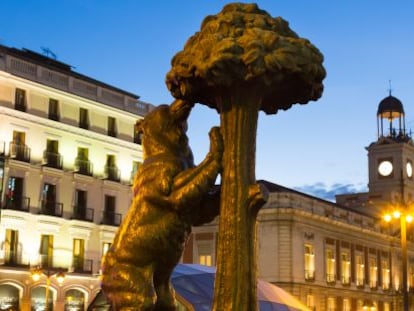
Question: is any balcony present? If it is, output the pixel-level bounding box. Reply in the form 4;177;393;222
104;165;121;182
74;158;93;176
2;195;30;212
15;102;26;112
101;211;122;226
71;258;93;274
341;275;351;286
43;151;63;169
48;112;59;121
39;200;63;217
356;278;365;288
326;273;336;284
0;249;26;267
9;142;31;162
72;205;94;222
305;269;315;281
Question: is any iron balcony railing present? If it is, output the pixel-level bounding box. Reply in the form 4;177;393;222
15;102;26;112
101;211;122;226
9;142;31;162
305;269;315;281
3;195;30;212
48;112;59;121
326;273;336;283
341;275;351;286
74;158;93;176
1;248;24;267
39;200;63;217
43;151;63;169
104;165;120;182
71;258;93;274
72;205;94;222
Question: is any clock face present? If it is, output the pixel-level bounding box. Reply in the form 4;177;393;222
407;161;413;178
378;160;393;177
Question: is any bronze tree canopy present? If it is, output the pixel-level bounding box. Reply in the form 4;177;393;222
167;3;325;310
166;2;325;114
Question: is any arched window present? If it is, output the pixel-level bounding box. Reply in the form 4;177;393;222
0;284;19;310
65;289;85;311
31;286;54;311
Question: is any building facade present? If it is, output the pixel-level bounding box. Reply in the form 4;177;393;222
186;94;414;311
0;45;152;310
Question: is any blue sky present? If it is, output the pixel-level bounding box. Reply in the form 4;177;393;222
2;1;414;199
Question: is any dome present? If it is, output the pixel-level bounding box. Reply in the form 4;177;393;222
377;95;404;118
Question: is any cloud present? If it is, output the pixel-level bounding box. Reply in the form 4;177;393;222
294;182;367;202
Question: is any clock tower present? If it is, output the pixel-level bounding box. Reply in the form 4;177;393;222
367;93;414;204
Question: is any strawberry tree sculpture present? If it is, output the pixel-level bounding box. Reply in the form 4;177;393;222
166;3;325;310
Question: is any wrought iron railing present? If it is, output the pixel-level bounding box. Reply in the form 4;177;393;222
43;151;63;169
104;166;120;182
39;200;63;217
101;211;122;226
74;158;93;176
9;142;31;162
71;258;93;274
72;205;94;222
3;195;30;212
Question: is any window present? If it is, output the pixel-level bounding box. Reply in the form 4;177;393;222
108;116;117;137
15;88;26;111
40;234;53;267
75;147;92;175
341;252;350;285
48;98;59;121
356;254;364;286
11;131;29;162
198;244;213;266
369;257;378;288
326;248;336;283
327;297;336;311
103;195;120;226
304;244;315;280
383;302;390;311
343;298;351;311
79;108;89;129
42;183;57;215
72;239;85;271
105;154;119;181
5;229;19;265
382;259;390;290
74;189;88;220
134;122;142;144
306;295;315;310
102;242;112;256
6;176;24;210
44;139;61;168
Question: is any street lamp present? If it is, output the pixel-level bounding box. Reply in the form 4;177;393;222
31;266;65;311
383;206;412;311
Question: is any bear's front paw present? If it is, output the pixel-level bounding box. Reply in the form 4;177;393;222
209;126;223;161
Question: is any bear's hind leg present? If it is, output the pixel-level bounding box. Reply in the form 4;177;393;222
153;266;177;311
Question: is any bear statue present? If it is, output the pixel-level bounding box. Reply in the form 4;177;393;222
101;99;223;310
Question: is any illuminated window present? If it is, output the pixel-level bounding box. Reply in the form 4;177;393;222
108;116;117;137
343;298;351;311
48;98;59;121
72;239;85;271
382;259;390;290
304;244;315;280
102;242;112;256
369;257;378;289
40;234;53;268
326;248;336;283
306;295;315;310
356;255;364;287
327;297;336;311
198;244;213;266
79;108;89;129
15;88;26;111
383;302;390;311
341;252;350;285
5;229;19;265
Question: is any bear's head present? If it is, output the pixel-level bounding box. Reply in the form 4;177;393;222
135;99;195;160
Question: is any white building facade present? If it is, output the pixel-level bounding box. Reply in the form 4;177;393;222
0;45;152;310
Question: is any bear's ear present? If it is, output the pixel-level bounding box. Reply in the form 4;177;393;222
170;99;194;122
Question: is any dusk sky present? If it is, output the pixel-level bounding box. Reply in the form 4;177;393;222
1;1;414;200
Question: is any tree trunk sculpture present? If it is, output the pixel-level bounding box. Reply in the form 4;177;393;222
167;3;326;310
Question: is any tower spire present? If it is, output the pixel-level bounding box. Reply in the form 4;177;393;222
388;80;392;96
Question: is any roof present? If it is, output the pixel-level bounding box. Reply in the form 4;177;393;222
377;95;404;116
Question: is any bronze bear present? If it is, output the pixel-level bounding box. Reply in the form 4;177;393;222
101;99;222;310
